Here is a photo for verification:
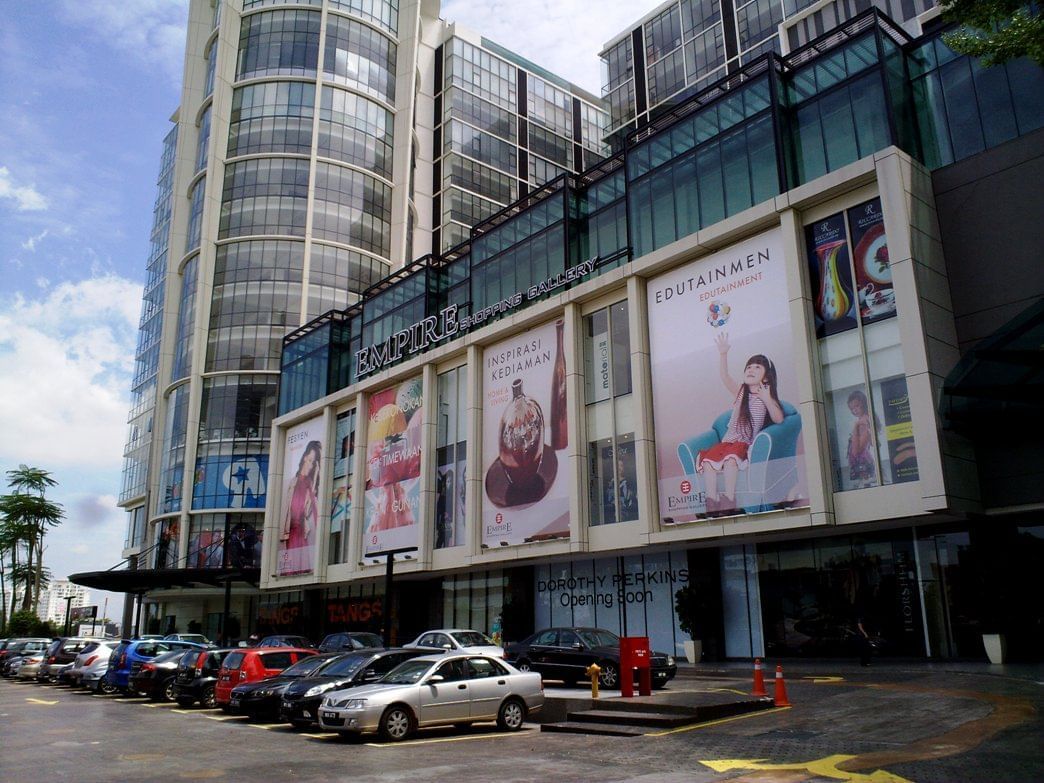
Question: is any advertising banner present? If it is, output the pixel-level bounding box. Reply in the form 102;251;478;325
191;455;268;510
807;214;857;337
879;376;919;483
363;377;423;556
276;416;323;576
330;412;355;538
648;228;808;523
482;319;570;546
847;197;895;325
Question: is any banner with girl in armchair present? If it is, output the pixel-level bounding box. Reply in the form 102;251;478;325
647;228;808;524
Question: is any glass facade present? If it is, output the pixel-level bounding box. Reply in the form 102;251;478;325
435;365;468;549
236;10;321;81
330;409;356;564
227;81;315;157
583;301;638;526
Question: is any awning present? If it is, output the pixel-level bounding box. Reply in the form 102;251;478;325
69;566;261;594
940;298;1044;436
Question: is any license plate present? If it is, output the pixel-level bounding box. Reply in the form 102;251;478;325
322;711;337;720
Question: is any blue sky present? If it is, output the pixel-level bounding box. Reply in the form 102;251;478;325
0;1;644;623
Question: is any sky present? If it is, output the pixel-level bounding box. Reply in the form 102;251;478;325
0;0;649;626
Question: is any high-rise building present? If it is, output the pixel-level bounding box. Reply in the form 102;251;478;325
37;580;91;627
600;0;938;147
102;0;607;640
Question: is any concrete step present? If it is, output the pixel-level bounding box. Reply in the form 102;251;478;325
541;721;648;737
567;709;693;727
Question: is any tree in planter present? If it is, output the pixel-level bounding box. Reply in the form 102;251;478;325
674;583;704;663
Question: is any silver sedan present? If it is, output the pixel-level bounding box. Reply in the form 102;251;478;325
318;653;543;741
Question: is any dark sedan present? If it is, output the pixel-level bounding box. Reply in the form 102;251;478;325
228;653;339;720
280;648;430;727
504;627;677;689
129;648;194;701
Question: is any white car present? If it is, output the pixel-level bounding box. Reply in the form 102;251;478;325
319;653;543;741
404;629;504;658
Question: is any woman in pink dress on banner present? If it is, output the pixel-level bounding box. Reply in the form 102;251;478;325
279;440;321;574
697;332;785;516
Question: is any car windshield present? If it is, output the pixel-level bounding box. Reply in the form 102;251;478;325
319;655;366;676
381;659;434;685
451;631;494;647
151;649;186;664
283;655;333;677
577;629;620;648
350;633;383;648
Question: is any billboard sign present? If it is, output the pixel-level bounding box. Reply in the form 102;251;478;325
276;416;323;576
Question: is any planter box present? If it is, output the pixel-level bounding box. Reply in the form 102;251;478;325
683;639;702;664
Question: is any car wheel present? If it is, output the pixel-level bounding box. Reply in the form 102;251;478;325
378;705;413;742
201;686;217;709
161;678;177;703
497;698;526;731
99;679;119;696
515;659;532;673
598;661;619;689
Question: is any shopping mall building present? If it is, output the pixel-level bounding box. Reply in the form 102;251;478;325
73;0;1043;662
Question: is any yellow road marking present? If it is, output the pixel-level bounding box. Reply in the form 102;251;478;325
648;705;790;736
204;714;246;722
26;698;59;705
143;702;178;708
707;687;751;696
365;728;538;747
250;722;285;730
700;754;913;782
802;675;846;683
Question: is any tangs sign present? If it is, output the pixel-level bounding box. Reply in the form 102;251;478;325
326;598;383;625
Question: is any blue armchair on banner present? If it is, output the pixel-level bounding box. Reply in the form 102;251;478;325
677;401;802;514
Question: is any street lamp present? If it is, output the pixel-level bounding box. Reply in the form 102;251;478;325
63;595;75;636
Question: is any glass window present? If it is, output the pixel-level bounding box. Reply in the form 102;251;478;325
330;410;356;564
219;158;310;239
171;255;198;382
645;4;682;64
185;178;206;253
584;301;637;526
236;9;321;80
323;15;397;104
319;87;394;177
328;0;398;36
196;106;211;173
435;366;467;549
187;515;226;568
228;82;315;157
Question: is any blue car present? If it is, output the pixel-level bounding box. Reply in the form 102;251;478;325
104;639;206;693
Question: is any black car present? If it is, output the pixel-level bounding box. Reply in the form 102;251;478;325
504;627;677;689
228;652;340;720
317;631;384;653
130;648;194;701
279;648;430;727
172;648;232;707
256;635;315;649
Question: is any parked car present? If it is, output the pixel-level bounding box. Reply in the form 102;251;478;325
404;629;504;658
0;638;51;676
172;648;233;707
163;633;211;644
104;639;206;693
37;637;106;683
280;648;431;728
16;651;47;680
256;635;315;649
504;627;677;689
69;640;118;690
7;655;27;678
317;631;384;653
214;647;316;708
228;653;341;721
128;648;195;701
318;653;543;741
55;663;76;685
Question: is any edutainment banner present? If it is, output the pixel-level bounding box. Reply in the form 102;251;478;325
276;416;323;576
363;377;423;556
482;319;570;546
647;228;808;523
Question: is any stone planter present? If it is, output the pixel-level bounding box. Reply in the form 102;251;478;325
683;639;702;664
982;633;1006;664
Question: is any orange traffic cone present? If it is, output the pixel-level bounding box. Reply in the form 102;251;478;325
773;664;791;707
751;658;767;697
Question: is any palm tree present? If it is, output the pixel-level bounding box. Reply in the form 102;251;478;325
0;465;63;622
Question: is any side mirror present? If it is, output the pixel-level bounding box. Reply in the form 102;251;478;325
427;674;445;684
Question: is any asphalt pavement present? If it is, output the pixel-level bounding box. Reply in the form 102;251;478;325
0;660;1040;782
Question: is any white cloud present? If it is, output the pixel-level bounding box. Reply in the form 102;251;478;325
21;229;49;251
0;275;141;472
0;166;49;211
57;0;190;86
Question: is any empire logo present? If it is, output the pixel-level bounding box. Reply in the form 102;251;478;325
495;513;504;525
680;480;691;494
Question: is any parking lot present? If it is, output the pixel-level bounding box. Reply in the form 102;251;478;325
2;663;1042;783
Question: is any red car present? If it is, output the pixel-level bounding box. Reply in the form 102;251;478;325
215;647;315;708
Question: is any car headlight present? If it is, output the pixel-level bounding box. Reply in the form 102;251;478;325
325;695;367;709
667;656;676;666
253;688;271;698
304;683;335;698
